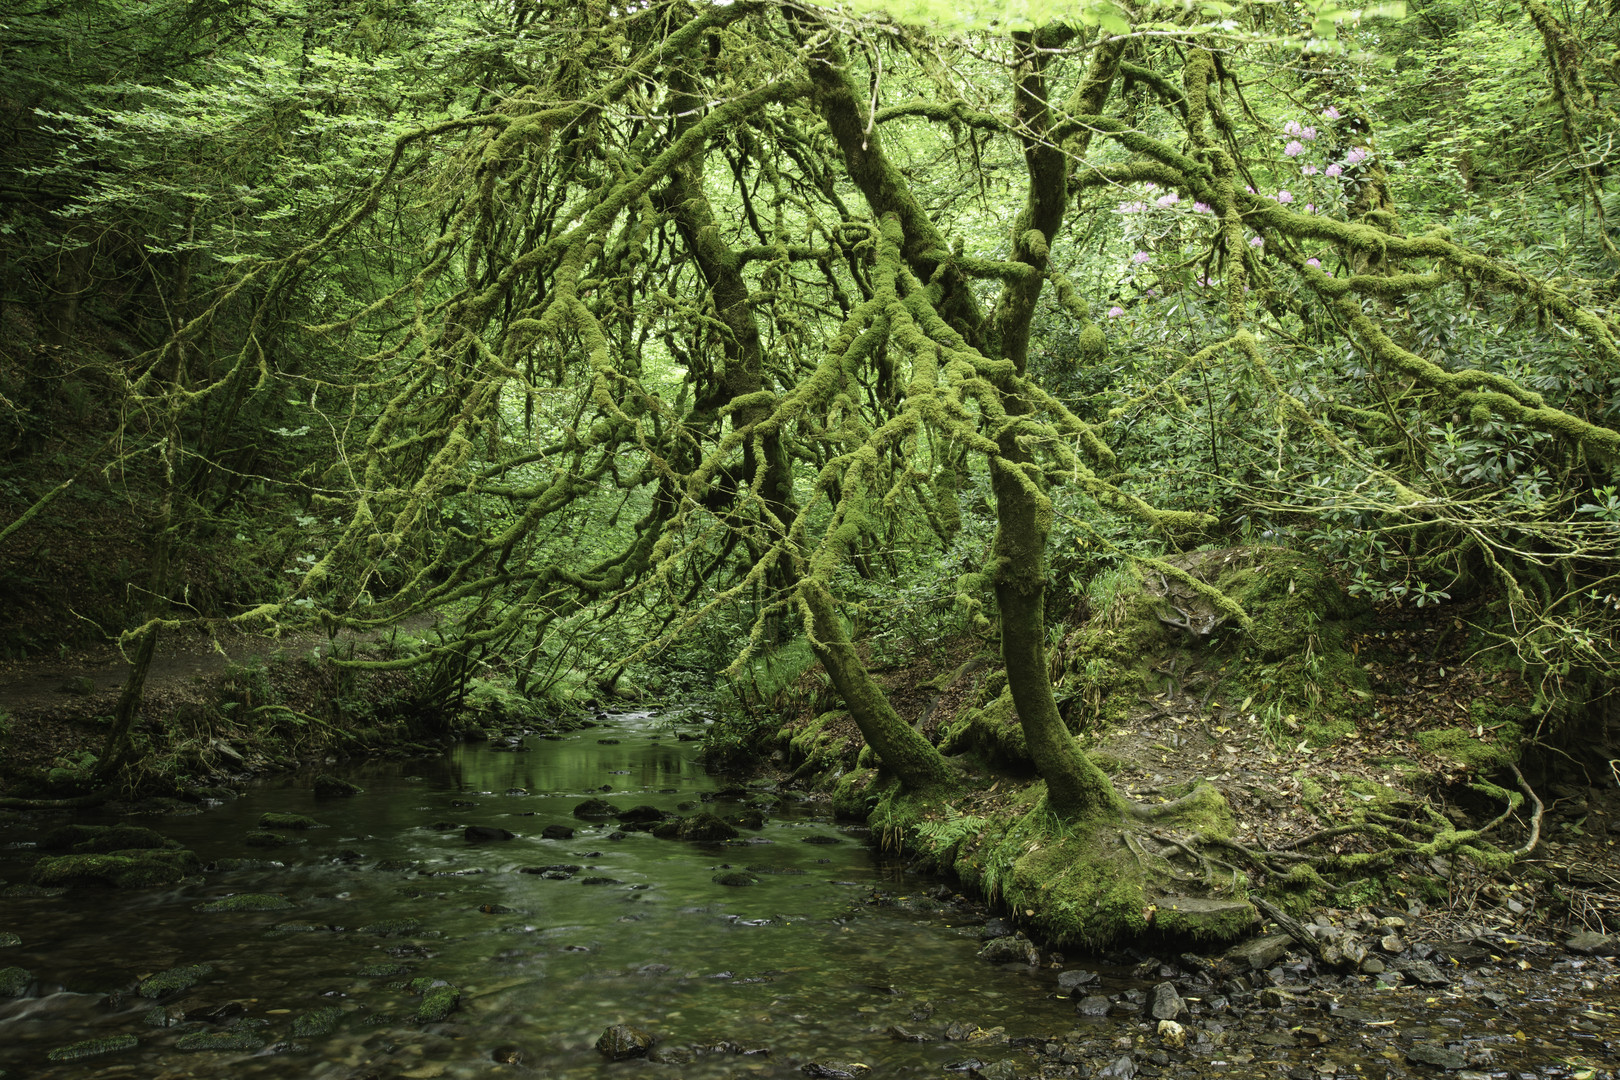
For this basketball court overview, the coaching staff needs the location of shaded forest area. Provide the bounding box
[1,0,1618,942]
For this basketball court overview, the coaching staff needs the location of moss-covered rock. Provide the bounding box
[30,848,200,889]
[195,893,295,913]
[0,932,21,948]
[0,966,32,997]
[414,981,460,1022]
[138,963,215,998]
[712,871,758,886]
[358,919,422,937]
[313,774,363,797]
[40,824,174,853]
[46,1034,138,1062]
[175,1029,265,1052]
[243,831,303,848]
[291,1005,343,1037]
[257,812,323,830]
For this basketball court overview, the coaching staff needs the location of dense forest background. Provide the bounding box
[1,0,1617,824]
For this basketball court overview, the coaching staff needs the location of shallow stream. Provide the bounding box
[1,710,1616,1079]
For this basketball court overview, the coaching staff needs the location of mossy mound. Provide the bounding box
[939,689,1032,770]
[782,711,860,779]
[30,848,200,889]
[195,893,295,913]
[138,963,215,998]
[1415,724,1522,772]
[257,812,323,830]
[46,1034,139,1062]
[40,824,175,853]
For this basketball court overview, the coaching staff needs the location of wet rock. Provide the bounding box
[944,1060,986,1072]
[138,963,214,998]
[45,1035,139,1062]
[979,918,1013,940]
[30,849,199,889]
[596,1023,656,1060]
[575,799,622,822]
[0,966,31,997]
[1295,1026,1329,1047]
[195,893,295,913]
[176,1030,266,1052]
[1097,1055,1136,1079]
[292,1006,342,1037]
[519,864,580,878]
[1149,981,1189,1021]
[1359,956,1386,975]
[1257,987,1298,1007]
[258,812,323,830]
[415,980,461,1022]
[540,825,574,840]
[712,871,758,887]
[464,826,516,842]
[244,831,300,848]
[1057,968,1098,991]
[801,834,842,845]
[802,1064,869,1078]
[492,1045,525,1064]
[617,805,667,824]
[1157,1019,1187,1048]
[1394,958,1450,987]
[1380,933,1406,953]
[679,813,739,842]
[887,1025,934,1042]
[313,774,363,797]
[0,932,17,948]
[579,876,621,885]
[972,1061,1017,1080]
[1477,990,1511,1009]
[357,961,412,977]
[1565,931,1617,955]
[977,934,1039,965]
[728,808,766,829]
[1405,1043,1467,1070]
[1223,933,1293,973]
[1075,995,1111,1017]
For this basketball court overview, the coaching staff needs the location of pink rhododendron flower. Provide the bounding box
[1107,306,1125,318]
[1193,201,1211,213]
[1131,251,1151,264]
[1277,190,1294,203]
[1305,204,1316,213]
[1155,193,1180,208]
[1284,140,1304,157]
[1305,258,1321,268]
[1250,236,1264,248]
[1323,105,1341,119]
[1325,163,1343,177]
[1301,126,1317,141]
[1345,147,1369,165]
[1284,120,1302,136]
[1245,185,1256,194]
[1144,181,1157,190]
[1301,164,1319,176]
[1117,201,1149,214]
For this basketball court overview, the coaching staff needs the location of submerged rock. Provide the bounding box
[0,966,32,997]
[712,871,758,887]
[1405,1043,1467,1070]
[313,774,363,797]
[596,1023,655,1061]
[540,825,574,840]
[976,935,1038,965]
[678,813,738,842]
[138,963,215,998]
[464,825,516,842]
[616,805,668,825]
[257,812,323,830]
[244,831,301,848]
[358,919,422,937]
[195,893,295,913]
[45,1034,139,1062]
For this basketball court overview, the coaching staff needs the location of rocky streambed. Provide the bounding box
[0,711,1615,1080]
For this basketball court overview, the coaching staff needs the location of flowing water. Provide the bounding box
[0,712,1062,1078]
[1,711,1617,1080]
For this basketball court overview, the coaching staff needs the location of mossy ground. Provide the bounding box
[755,544,1587,944]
